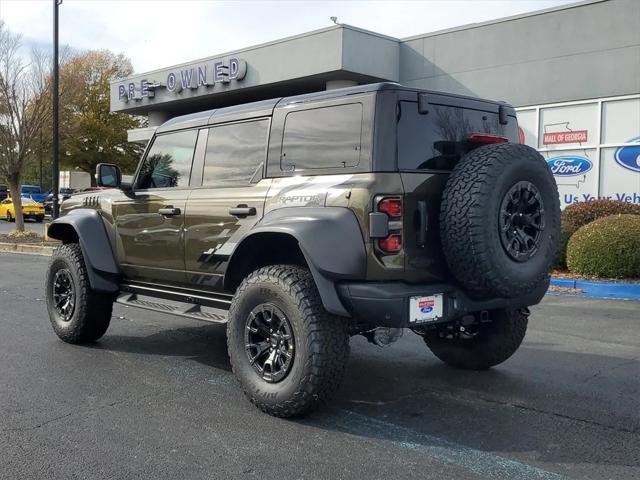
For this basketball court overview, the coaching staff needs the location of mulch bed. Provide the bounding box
[0,234,59,245]
[548,285,584,294]
[552,269,640,284]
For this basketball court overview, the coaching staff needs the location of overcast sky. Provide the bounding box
[1,0,576,73]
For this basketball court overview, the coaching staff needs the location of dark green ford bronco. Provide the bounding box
[46,83,560,417]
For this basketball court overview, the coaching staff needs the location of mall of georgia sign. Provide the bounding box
[118,57,247,102]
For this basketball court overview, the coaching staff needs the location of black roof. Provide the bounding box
[156,82,510,133]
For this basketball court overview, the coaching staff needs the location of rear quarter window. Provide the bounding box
[281,103,363,171]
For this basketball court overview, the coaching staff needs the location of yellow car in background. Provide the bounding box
[0,197,46,223]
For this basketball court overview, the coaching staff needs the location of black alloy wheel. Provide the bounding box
[499,181,545,262]
[244,303,295,383]
[52,268,76,321]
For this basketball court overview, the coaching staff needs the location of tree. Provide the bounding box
[58,50,144,182]
[0,21,51,232]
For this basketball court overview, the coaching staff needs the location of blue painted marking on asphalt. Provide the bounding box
[550,278,640,301]
[331,410,566,480]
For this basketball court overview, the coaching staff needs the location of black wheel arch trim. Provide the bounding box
[47,209,120,293]
[224,207,367,317]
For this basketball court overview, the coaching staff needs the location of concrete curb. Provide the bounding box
[0,242,55,256]
[549,277,640,301]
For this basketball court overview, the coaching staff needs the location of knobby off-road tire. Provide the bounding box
[441,143,560,299]
[227,265,350,417]
[46,243,113,344]
[424,309,528,370]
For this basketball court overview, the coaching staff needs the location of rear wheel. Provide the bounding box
[227,265,350,417]
[422,309,528,370]
[46,243,113,344]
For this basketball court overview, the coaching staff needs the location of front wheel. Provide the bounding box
[422,309,528,370]
[46,243,113,344]
[227,265,350,417]
[6,211,13,222]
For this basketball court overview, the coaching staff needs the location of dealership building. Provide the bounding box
[110,0,640,207]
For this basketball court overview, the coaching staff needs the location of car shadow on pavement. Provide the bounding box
[86,324,639,475]
[89,323,232,372]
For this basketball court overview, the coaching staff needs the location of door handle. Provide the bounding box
[158,207,181,216]
[229,205,256,218]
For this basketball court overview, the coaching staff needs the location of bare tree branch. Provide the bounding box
[0,20,52,232]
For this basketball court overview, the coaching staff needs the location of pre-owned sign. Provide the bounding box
[118,57,247,102]
[543,130,588,145]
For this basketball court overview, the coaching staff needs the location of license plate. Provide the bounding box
[409,294,443,324]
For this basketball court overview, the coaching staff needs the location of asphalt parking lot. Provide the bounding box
[0,217,48,236]
[0,252,638,480]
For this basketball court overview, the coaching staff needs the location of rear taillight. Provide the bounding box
[467,133,509,144]
[377,198,402,218]
[374,196,403,255]
[378,234,402,253]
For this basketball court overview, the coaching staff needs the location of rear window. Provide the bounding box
[397,101,518,171]
[281,103,363,171]
[21,186,41,194]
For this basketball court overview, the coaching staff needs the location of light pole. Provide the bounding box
[52,0,62,219]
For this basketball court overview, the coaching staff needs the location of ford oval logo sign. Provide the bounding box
[420,306,433,314]
[614,137,640,173]
[546,156,593,176]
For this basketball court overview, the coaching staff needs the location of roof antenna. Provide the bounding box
[330,16,339,25]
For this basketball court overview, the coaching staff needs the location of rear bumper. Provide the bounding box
[336,279,548,328]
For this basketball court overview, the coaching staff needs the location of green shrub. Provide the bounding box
[566,214,640,278]
[555,200,640,269]
[553,228,573,269]
[562,199,640,231]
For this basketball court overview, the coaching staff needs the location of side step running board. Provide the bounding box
[116,292,228,324]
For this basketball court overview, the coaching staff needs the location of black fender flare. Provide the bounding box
[47,209,120,293]
[225,207,366,317]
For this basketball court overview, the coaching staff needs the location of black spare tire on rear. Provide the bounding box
[440,143,560,299]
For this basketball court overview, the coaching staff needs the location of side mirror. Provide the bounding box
[96,163,121,188]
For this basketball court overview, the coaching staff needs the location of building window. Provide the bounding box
[137,130,198,189]
[281,103,363,171]
[202,120,269,186]
[517,95,640,209]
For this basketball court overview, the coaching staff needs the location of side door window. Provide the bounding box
[202,119,269,186]
[136,129,198,189]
